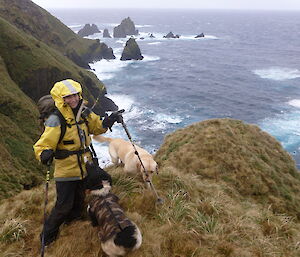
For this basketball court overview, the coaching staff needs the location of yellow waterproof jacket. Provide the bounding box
[33,79,107,181]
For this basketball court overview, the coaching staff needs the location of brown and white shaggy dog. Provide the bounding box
[93,135,158,182]
[86,175,142,257]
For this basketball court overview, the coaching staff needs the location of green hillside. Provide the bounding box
[0,120,300,257]
[156,119,300,219]
[0,0,115,67]
[0,55,42,199]
[0,15,106,102]
[0,0,113,199]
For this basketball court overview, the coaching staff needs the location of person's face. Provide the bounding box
[64,93,80,109]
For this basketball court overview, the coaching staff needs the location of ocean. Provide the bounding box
[49,9,300,168]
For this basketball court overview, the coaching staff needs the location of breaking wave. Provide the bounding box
[253,67,300,81]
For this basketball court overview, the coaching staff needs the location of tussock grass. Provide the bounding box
[1,119,300,256]
[0,218,28,243]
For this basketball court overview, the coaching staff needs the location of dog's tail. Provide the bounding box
[93,135,113,143]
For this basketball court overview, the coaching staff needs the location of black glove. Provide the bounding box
[81,106,92,120]
[102,110,124,130]
[40,149,54,165]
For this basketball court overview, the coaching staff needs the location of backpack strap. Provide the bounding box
[52,109,98,160]
[52,109,68,144]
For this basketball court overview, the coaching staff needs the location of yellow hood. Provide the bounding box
[50,79,83,121]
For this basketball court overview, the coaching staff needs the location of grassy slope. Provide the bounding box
[1,119,300,257]
[0,16,106,199]
[0,0,113,62]
[0,16,105,101]
[0,55,43,199]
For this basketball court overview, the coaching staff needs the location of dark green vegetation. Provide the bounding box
[0,0,115,67]
[0,55,42,199]
[0,0,114,199]
[1,119,300,256]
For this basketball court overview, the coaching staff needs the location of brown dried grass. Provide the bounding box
[1,119,300,256]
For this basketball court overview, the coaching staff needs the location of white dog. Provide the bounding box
[93,135,158,181]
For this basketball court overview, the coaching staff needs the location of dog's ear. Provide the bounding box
[87,205,99,227]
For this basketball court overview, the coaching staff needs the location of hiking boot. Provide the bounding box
[64,216,83,225]
[40,231,57,247]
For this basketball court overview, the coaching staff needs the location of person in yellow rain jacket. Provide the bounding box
[34,79,118,246]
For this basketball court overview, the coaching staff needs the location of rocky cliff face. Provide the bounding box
[120,38,143,61]
[78,23,100,37]
[0,0,115,66]
[113,17,138,38]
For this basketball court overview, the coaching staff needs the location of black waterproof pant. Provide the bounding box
[42,179,85,244]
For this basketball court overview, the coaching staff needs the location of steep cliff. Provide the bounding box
[0,0,115,67]
[0,1,118,199]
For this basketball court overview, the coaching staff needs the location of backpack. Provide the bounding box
[37,95,67,143]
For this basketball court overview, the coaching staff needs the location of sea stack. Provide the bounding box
[195,33,205,38]
[78,24,100,37]
[113,17,139,38]
[103,28,112,38]
[120,38,143,61]
[163,32,180,38]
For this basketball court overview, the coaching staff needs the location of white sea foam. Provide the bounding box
[288,99,300,108]
[90,52,159,80]
[139,112,183,131]
[155,113,182,124]
[136,24,153,28]
[116,39,126,45]
[102,23,119,27]
[85,33,102,40]
[90,59,130,80]
[260,111,300,149]
[113,47,123,55]
[253,67,300,81]
[203,35,219,40]
[106,94,143,121]
[142,55,160,62]
[68,24,83,29]
[147,42,162,45]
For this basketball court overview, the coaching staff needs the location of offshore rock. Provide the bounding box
[163,32,180,38]
[195,33,205,38]
[120,38,143,61]
[113,17,139,38]
[103,28,112,38]
[83,39,115,60]
[78,24,101,37]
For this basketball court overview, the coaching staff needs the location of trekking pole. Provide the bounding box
[41,163,51,257]
[116,111,163,204]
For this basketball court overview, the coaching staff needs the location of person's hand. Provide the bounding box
[81,106,92,119]
[102,110,124,131]
[40,149,54,165]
